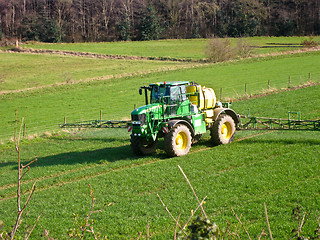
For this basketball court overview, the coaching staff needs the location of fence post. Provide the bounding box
[23,124,26,138]
[100,110,102,121]
[288,76,291,88]
[245,83,247,95]
[309,73,311,81]
[268,80,270,90]
[134,104,136,110]
[220,88,223,100]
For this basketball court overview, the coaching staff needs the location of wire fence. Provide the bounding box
[217,71,320,101]
[1,71,319,142]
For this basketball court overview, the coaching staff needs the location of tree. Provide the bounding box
[0,27,3,40]
[138,5,162,41]
[20,14,60,42]
[216,0,265,37]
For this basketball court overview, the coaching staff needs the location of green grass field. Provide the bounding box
[0,38,320,239]
[0,85,319,239]
[22,36,320,59]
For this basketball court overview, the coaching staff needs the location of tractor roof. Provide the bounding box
[149,81,189,87]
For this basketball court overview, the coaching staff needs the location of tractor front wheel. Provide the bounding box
[131,136,158,156]
[211,114,236,145]
[164,124,192,157]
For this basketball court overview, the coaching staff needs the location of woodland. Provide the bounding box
[0,0,319,43]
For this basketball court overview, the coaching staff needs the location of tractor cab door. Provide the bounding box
[167,85,188,116]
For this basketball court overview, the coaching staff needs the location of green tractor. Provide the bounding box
[127,81,240,157]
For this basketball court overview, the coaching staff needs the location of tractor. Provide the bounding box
[127,81,240,157]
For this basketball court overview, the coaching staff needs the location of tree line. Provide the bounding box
[0,0,319,43]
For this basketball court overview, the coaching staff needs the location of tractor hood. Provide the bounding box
[130,103,164,128]
[131,103,162,115]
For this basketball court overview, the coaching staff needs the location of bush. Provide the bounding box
[235,38,253,58]
[301,36,319,48]
[206,38,253,62]
[206,38,234,62]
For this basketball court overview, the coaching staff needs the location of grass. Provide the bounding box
[1,51,319,141]
[0,38,319,238]
[0,52,194,91]
[21,36,320,59]
[0,85,319,239]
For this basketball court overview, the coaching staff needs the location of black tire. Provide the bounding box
[164,124,192,157]
[131,136,158,156]
[210,114,236,145]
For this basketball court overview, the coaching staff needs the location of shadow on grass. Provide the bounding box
[1,136,134,168]
[235,137,320,145]
[29,137,170,168]
[34,145,133,167]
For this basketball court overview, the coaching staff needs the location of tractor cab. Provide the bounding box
[149,81,188,104]
[149,82,190,116]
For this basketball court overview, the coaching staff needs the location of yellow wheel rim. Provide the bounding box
[221,122,232,140]
[176,132,188,150]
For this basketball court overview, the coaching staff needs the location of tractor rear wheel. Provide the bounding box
[211,114,236,145]
[131,136,158,155]
[164,124,192,157]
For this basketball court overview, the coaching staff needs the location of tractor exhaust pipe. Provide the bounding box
[139,86,150,105]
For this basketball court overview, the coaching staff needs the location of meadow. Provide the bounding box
[22,36,320,59]
[0,37,320,239]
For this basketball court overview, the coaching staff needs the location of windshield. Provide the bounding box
[150,84,187,103]
[151,86,169,103]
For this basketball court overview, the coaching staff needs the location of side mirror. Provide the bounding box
[139,88,142,95]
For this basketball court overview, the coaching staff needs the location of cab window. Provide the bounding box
[151,86,168,103]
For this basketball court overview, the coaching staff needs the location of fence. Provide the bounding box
[217,72,319,101]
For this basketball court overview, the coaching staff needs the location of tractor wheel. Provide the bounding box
[131,136,158,156]
[210,114,236,145]
[164,124,192,157]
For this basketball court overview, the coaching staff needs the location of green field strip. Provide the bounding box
[22,37,320,59]
[1,130,317,203]
[0,131,269,200]
[0,52,195,92]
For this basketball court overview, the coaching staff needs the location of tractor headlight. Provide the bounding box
[131,113,146,126]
